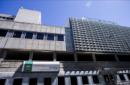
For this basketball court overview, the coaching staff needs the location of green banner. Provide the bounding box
[24,61,33,72]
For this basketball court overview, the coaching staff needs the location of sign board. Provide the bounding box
[23,61,32,72]
[22,61,60,72]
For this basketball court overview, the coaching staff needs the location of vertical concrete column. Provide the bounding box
[32,33,37,39]
[21,32,26,38]
[124,74,129,81]
[88,75,94,85]
[115,54,119,62]
[3,50,7,58]
[65,76,71,85]
[74,53,77,62]
[116,74,121,83]
[5,78,13,85]
[22,77,29,85]
[6,31,13,37]
[92,53,96,62]
[54,34,57,41]
[77,76,83,85]
[29,51,33,60]
[37,77,44,85]
[98,75,106,85]
[53,52,56,61]
[52,77,58,85]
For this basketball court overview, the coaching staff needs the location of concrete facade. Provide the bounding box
[0,8,130,85]
[15,8,41,24]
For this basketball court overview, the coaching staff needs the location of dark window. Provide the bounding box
[0,29,7,37]
[13,31,22,38]
[56,53,74,61]
[25,32,33,39]
[5,51,29,60]
[44,78,51,85]
[58,77,65,85]
[47,34,54,40]
[93,75,99,84]
[77,54,93,61]
[96,54,116,61]
[37,33,44,40]
[29,78,37,85]
[82,76,88,84]
[119,74,125,81]
[13,78,22,85]
[0,79,6,85]
[127,74,130,80]
[71,76,77,85]
[57,34,64,41]
[118,55,130,61]
[33,52,53,61]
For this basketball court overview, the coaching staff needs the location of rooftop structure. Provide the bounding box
[15,8,42,24]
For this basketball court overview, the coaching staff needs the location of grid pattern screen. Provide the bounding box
[70,18,130,53]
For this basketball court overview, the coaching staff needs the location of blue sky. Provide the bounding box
[0,0,130,27]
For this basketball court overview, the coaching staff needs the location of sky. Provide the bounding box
[0,0,130,27]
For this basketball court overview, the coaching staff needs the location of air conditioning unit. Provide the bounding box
[22,61,60,72]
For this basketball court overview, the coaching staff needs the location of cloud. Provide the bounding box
[85,0,92,8]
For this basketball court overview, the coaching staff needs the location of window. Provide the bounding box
[127,74,130,80]
[96,54,116,61]
[0,79,6,85]
[5,51,29,60]
[118,55,130,61]
[13,78,22,85]
[13,31,22,38]
[44,78,51,85]
[82,76,89,84]
[77,54,93,61]
[0,29,7,37]
[58,77,65,85]
[56,53,74,61]
[33,52,53,61]
[47,34,54,40]
[92,75,99,84]
[57,34,64,41]
[29,78,37,85]
[119,74,125,81]
[25,32,33,39]
[71,76,77,85]
[37,33,44,40]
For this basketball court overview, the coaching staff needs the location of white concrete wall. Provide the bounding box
[0,20,14,29]
[0,20,65,35]
[0,37,66,51]
[15,8,41,24]
[0,19,66,51]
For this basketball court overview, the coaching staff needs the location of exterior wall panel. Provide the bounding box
[0,21,65,34]
[4,38,14,48]
[19,39,26,49]
[0,37,7,48]
[32,40,39,50]
[38,40,45,50]
[43,40,50,50]
[41,26,47,33]
[70,18,130,53]
[49,41,56,51]
[0,21,13,29]
[26,39,33,50]
[0,20,66,51]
